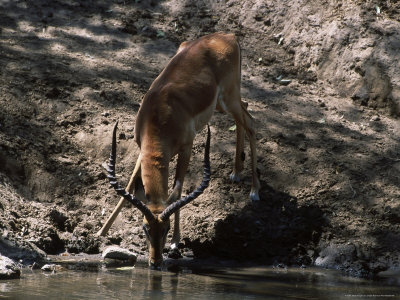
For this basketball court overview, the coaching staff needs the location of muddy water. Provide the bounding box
[0,266,399,299]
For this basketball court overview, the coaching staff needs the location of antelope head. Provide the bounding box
[105,122,211,269]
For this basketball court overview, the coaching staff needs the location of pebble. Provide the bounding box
[298,141,307,151]
[370,115,380,122]
[41,264,62,272]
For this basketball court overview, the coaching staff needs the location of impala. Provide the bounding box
[98,32,260,269]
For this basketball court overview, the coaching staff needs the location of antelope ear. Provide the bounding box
[134,176,146,203]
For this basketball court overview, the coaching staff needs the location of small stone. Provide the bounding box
[275,263,287,269]
[370,115,380,122]
[102,246,137,262]
[298,141,307,151]
[278,79,292,86]
[41,264,62,272]
[183,250,194,258]
[168,247,182,259]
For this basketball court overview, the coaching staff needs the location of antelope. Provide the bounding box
[98,32,260,269]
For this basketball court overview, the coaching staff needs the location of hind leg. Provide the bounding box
[227,96,260,201]
[230,120,245,183]
[245,114,261,201]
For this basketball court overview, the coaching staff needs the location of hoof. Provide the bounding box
[250,191,260,201]
[230,173,240,183]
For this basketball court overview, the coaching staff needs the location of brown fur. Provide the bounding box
[103,32,260,267]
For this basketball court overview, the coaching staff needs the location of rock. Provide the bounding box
[0,255,20,280]
[183,249,194,258]
[168,247,182,259]
[370,115,380,122]
[41,264,54,271]
[298,141,307,151]
[0,237,46,265]
[102,246,137,263]
[315,243,356,268]
[41,264,62,272]
[314,243,387,277]
[368,261,388,275]
[273,263,288,269]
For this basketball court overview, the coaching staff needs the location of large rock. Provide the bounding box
[315,243,388,278]
[102,246,137,263]
[0,237,46,265]
[0,255,20,280]
[315,243,357,268]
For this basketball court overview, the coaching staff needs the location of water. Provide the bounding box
[0,265,399,299]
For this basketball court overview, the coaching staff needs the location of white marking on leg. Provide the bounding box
[230,173,241,183]
[250,190,260,201]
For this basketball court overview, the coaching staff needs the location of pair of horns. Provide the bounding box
[106,122,211,222]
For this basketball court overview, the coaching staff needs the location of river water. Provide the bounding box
[0,265,399,299]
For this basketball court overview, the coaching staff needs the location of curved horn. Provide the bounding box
[160,125,211,221]
[106,122,156,223]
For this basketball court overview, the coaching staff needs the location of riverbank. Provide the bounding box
[0,0,399,278]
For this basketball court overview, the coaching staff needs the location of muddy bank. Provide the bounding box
[0,0,399,278]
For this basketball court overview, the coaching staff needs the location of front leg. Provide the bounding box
[167,210,182,259]
[171,210,180,250]
[167,180,182,252]
[167,144,192,258]
[166,181,183,259]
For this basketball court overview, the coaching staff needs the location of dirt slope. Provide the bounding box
[0,0,399,277]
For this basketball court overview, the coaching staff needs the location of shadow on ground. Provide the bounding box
[186,182,327,266]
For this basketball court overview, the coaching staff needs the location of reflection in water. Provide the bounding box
[0,266,399,299]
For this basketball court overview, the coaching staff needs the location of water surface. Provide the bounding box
[0,265,399,299]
